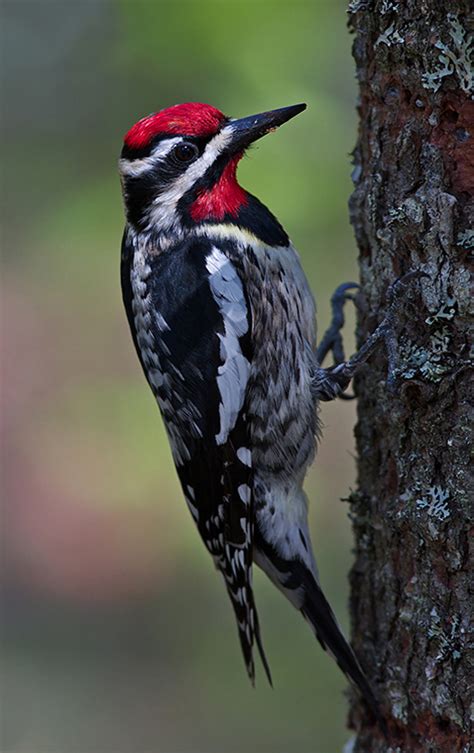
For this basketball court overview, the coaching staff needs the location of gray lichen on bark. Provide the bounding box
[346,1,472,751]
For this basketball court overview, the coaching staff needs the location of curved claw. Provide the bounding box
[317,282,360,366]
[331,282,360,300]
[387,270,429,305]
[315,269,429,402]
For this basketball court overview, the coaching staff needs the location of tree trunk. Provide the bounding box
[346,2,473,751]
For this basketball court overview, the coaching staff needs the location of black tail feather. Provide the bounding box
[254,531,386,735]
[254,605,273,687]
[302,577,387,737]
[226,582,273,687]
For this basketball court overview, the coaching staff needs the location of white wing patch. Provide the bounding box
[237,447,252,467]
[238,483,251,505]
[205,247,250,445]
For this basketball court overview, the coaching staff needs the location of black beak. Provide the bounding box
[227,103,306,152]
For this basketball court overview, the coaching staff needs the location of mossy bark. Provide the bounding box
[347,2,472,751]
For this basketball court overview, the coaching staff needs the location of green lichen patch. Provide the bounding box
[456,229,474,250]
[421,14,474,96]
[399,337,454,383]
[386,681,408,723]
[375,21,404,48]
[425,298,458,326]
[399,484,452,534]
[415,486,450,521]
[428,326,452,354]
[347,0,373,13]
[387,197,424,227]
[398,296,458,383]
[380,0,399,14]
[427,608,461,670]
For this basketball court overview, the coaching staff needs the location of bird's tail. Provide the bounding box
[223,577,272,687]
[217,549,272,688]
[301,575,385,732]
[254,532,386,733]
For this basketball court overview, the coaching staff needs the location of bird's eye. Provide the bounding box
[173,142,199,163]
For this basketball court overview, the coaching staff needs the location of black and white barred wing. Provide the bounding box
[122,234,270,683]
[178,402,270,685]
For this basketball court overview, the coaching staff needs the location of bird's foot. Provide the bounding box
[316,282,359,366]
[313,271,428,402]
[315,281,359,400]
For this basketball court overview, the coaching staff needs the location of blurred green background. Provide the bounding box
[2,1,361,751]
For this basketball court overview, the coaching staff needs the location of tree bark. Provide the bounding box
[346,2,473,751]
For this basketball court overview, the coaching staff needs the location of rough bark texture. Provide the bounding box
[346,2,473,752]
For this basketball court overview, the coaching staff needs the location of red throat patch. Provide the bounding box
[190,156,248,222]
[124,103,226,148]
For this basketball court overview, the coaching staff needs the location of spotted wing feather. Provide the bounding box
[121,232,270,683]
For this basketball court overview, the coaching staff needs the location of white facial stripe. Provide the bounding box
[176,124,234,193]
[119,137,184,177]
[145,125,234,231]
[150,137,184,159]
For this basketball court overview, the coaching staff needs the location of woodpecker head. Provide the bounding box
[119,102,306,234]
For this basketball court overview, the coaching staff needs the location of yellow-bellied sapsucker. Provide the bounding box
[119,102,414,728]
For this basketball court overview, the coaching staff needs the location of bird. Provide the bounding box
[118,101,385,722]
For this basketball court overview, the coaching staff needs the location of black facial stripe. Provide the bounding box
[122,171,159,229]
[121,142,154,161]
[177,149,234,216]
[121,133,217,229]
